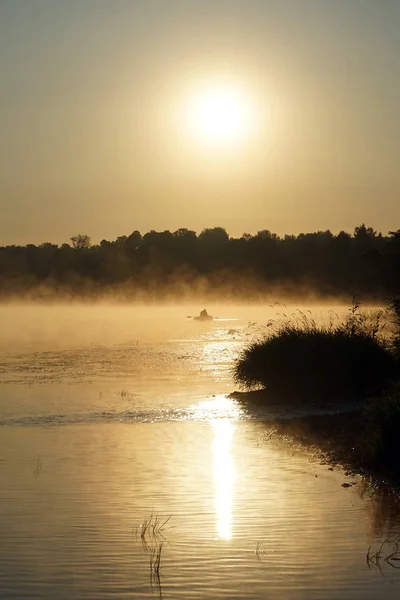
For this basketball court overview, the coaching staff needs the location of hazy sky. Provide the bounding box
[1,0,399,245]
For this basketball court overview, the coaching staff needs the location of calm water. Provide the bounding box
[1,304,400,599]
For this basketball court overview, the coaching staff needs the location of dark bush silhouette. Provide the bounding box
[233,307,398,402]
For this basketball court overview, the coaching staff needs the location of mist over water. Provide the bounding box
[1,303,399,599]
[0,303,351,422]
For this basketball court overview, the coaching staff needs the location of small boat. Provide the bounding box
[188,309,215,321]
[193,314,214,321]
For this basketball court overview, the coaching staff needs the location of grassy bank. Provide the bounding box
[233,299,400,483]
[234,301,398,403]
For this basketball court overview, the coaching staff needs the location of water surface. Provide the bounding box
[1,305,399,599]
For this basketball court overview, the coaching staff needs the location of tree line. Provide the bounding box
[0,225,399,300]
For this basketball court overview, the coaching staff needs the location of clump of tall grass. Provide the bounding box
[387,297,400,359]
[367,535,400,572]
[140,513,171,541]
[234,300,398,403]
[136,513,171,551]
[134,514,170,599]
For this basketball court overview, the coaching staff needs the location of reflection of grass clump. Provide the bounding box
[234,301,398,403]
[360,386,400,468]
[149,541,163,592]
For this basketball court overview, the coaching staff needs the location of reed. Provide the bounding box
[367,535,400,572]
[33,457,42,477]
[140,513,171,541]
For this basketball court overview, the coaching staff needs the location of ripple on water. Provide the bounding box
[0,306,399,599]
[1,421,400,599]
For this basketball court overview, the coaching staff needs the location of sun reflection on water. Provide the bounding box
[211,419,235,540]
[188,395,244,421]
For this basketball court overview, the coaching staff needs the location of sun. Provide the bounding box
[184,84,254,147]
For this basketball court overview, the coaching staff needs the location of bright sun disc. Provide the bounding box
[185,85,253,147]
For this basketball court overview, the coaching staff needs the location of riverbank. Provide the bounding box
[231,300,400,489]
[230,387,400,489]
[270,408,400,491]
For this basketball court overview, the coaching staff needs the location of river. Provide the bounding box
[0,304,399,599]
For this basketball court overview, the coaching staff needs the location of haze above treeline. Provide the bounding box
[0,225,399,302]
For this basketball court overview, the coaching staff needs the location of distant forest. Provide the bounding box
[1,225,399,301]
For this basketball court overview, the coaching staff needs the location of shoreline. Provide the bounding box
[272,411,400,492]
[230,390,400,493]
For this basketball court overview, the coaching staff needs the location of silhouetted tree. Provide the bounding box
[70,234,91,250]
[199,227,229,245]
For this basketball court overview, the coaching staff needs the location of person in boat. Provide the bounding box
[200,309,208,318]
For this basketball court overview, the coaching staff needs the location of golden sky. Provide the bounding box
[0,0,399,244]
